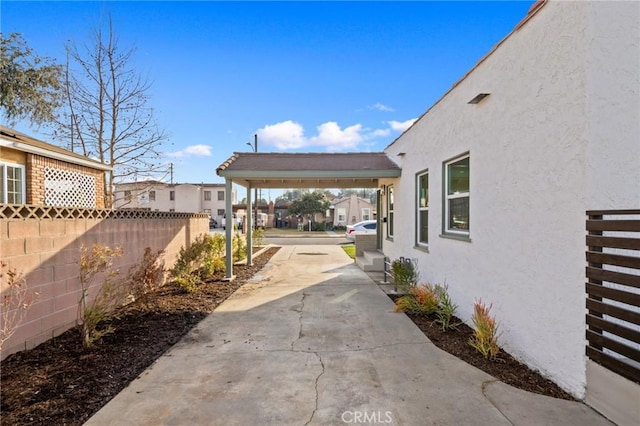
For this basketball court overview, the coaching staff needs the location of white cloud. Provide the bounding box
[258,120,306,149]
[167,144,213,158]
[368,102,395,112]
[257,117,416,151]
[310,122,363,150]
[388,118,417,133]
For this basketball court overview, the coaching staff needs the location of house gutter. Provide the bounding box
[0,140,113,171]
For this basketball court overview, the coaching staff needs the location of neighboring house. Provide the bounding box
[330,194,375,227]
[0,125,111,208]
[378,0,638,422]
[113,181,236,222]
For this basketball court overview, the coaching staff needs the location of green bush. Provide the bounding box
[392,257,419,292]
[170,233,228,292]
[232,232,246,262]
[252,227,265,247]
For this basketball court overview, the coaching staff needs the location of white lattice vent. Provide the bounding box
[45,167,96,208]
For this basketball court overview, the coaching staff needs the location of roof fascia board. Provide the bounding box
[1,139,113,171]
[218,169,401,179]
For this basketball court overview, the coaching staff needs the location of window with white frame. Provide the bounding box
[124,190,132,202]
[204,190,211,201]
[217,209,225,216]
[444,154,470,235]
[169,190,175,201]
[417,171,429,245]
[362,208,371,221]
[218,190,224,201]
[0,162,26,204]
[387,185,394,238]
[337,208,346,223]
[149,190,156,201]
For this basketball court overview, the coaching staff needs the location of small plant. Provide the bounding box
[128,247,166,304]
[233,232,246,262]
[391,257,419,292]
[394,284,439,316]
[433,284,460,330]
[78,243,128,347]
[469,299,501,360]
[252,227,265,247]
[0,263,37,352]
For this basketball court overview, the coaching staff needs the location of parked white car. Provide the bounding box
[345,220,377,241]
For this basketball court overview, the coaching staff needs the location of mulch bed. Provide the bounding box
[2,248,574,426]
[387,294,574,401]
[0,247,280,426]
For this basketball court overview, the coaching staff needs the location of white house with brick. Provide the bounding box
[378,1,639,424]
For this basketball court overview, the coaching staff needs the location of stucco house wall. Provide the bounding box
[332,194,375,227]
[381,0,639,398]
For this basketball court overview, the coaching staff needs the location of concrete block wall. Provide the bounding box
[354,234,378,257]
[0,213,208,359]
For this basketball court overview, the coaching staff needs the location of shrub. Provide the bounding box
[0,263,37,352]
[432,284,460,330]
[170,233,229,292]
[252,227,265,247]
[391,257,419,292]
[469,299,501,360]
[233,232,246,262]
[394,284,439,316]
[128,247,166,304]
[78,243,129,347]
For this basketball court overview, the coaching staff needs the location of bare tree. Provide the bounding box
[54,18,168,206]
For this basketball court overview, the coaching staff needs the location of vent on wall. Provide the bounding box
[468,93,490,104]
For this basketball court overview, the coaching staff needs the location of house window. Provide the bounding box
[417,170,429,246]
[337,208,346,223]
[169,190,175,201]
[203,208,211,214]
[387,185,394,238]
[218,191,224,201]
[204,190,211,201]
[149,190,156,201]
[444,154,470,235]
[217,209,225,216]
[0,162,26,204]
[362,208,371,221]
[124,190,132,202]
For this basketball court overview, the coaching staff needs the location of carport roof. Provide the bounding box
[216,152,401,188]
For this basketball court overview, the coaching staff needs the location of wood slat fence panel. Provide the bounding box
[586,209,640,384]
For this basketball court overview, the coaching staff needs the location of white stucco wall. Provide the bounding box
[382,0,639,398]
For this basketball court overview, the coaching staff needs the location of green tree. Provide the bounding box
[0,33,63,126]
[287,191,330,218]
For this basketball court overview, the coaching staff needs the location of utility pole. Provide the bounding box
[246,134,258,229]
[170,163,174,185]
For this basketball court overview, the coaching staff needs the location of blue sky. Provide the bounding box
[2,0,533,199]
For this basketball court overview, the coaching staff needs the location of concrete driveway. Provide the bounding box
[86,245,612,426]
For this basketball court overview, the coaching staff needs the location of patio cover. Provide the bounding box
[215,152,401,278]
[216,152,401,189]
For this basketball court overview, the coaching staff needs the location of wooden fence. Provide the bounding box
[586,209,640,384]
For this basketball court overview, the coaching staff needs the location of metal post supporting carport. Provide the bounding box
[246,183,253,266]
[224,178,235,280]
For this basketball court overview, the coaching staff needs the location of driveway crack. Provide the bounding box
[481,380,515,426]
[304,351,325,426]
[291,292,307,351]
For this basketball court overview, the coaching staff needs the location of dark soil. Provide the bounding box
[1,248,572,426]
[0,247,280,426]
[388,295,574,401]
